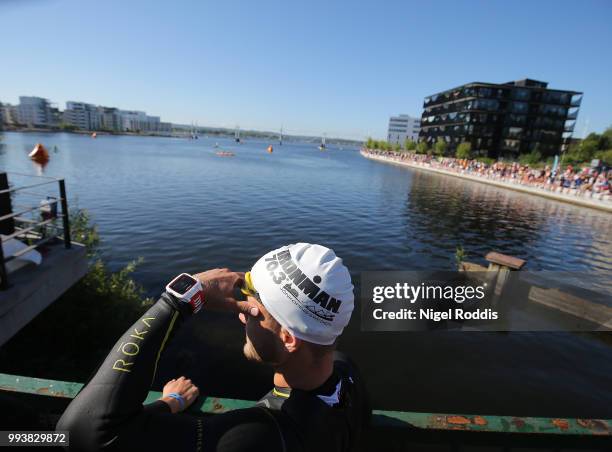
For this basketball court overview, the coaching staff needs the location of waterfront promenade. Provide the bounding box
[361,150,612,213]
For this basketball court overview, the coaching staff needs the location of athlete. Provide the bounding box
[57,243,368,452]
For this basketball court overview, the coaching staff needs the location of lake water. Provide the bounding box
[1,131,611,417]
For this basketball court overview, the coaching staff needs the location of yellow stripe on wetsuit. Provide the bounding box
[151,310,179,385]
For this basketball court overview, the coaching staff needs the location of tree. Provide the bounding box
[404,138,416,151]
[456,142,472,159]
[416,141,429,154]
[59,122,78,132]
[599,126,612,149]
[365,137,374,149]
[393,142,401,152]
[519,148,543,165]
[434,138,447,156]
[594,149,612,165]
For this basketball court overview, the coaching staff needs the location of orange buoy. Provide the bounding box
[267,145,273,153]
[28,143,50,163]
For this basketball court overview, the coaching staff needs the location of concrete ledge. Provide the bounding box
[361,151,612,213]
[0,241,88,345]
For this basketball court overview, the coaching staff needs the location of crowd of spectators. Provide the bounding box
[363,149,612,202]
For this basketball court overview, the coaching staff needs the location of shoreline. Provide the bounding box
[361,150,612,213]
[1,128,174,139]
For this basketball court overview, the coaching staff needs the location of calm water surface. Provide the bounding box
[1,132,611,417]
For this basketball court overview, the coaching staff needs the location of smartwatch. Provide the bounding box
[166,273,205,314]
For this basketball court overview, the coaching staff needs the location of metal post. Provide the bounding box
[0,172,15,235]
[0,172,12,289]
[0,235,7,289]
[58,179,71,249]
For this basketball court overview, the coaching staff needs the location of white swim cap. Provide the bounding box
[249,243,354,345]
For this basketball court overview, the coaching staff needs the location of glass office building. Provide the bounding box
[419,79,582,158]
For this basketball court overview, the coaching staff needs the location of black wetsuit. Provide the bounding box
[56,294,368,452]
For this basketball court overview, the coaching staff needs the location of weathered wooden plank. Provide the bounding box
[485,252,526,270]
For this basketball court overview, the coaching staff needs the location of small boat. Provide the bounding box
[28,143,50,163]
[91,132,97,138]
[235,126,241,143]
[267,145,273,153]
[216,151,235,157]
[319,134,326,150]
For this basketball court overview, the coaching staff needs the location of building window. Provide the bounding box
[510,102,528,113]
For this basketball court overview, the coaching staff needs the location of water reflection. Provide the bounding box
[403,170,612,290]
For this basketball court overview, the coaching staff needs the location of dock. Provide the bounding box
[0,172,88,346]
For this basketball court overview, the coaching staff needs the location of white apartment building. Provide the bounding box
[0,104,18,126]
[387,114,421,145]
[63,102,171,133]
[64,102,101,130]
[17,96,60,127]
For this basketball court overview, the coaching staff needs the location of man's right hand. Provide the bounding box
[194,268,259,317]
[160,376,199,414]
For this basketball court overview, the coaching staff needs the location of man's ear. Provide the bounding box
[280,328,301,353]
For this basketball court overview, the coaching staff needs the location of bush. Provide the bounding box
[59,122,78,132]
[434,138,447,156]
[476,157,495,165]
[456,142,472,159]
[404,139,416,151]
[416,141,429,154]
[519,149,542,165]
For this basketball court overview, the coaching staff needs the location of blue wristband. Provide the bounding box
[166,392,185,410]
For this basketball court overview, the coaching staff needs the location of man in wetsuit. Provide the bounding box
[57,243,368,452]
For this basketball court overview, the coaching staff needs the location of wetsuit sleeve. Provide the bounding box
[56,293,193,451]
[56,295,288,452]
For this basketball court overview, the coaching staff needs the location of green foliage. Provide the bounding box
[594,149,612,165]
[365,137,374,149]
[564,142,594,165]
[563,126,612,165]
[434,138,447,156]
[0,208,153,381]
[519,149,542,165]
[416,141,429,154]
[392,142,401,152]
[404,138,416,150]
[601,126,612,148]
[455,245,465,270]
[70,209,100,257]
[59,122,79,132]
[456,142,472,159]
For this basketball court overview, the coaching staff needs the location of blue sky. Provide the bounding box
[1,0,611,140]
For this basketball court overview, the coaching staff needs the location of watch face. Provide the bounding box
[170,274,198,295]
